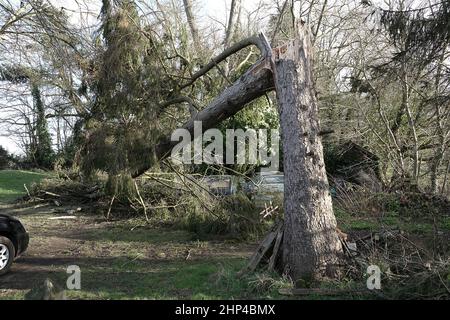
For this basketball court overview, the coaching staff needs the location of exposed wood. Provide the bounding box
[270,0,289,43]
[23,184,31,198]
[238,227,278,276]
[313,0,328,41]
[260,205,279,219]
[268,222,284,271]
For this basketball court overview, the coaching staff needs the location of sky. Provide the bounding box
[0,0,429,154]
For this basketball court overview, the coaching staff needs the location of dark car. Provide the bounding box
[0,214,29,275]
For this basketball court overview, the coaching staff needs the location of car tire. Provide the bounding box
[0,236,15,276]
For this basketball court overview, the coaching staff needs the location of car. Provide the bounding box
[0,214,29,275]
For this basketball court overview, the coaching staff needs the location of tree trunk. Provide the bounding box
[182,0,200,47]
[224,0,242,48]
[133,28,344,285]
[273,23,343,284]
[430,50,447,193]
[223,0,242,77]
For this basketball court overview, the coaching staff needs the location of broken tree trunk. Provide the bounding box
[132,28,343,284]
[272,23,343,284]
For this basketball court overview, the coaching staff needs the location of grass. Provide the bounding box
[0,170,50,203]
[0,202,290,300]
[50,258,258,300]
[335,206,450,235]
[1,175,448,300]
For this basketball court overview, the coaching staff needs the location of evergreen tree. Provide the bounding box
[31,83,54,169]
[0,145,12,169]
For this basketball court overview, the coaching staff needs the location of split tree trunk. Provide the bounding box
[273,24,343,284]
[133,28,343,284]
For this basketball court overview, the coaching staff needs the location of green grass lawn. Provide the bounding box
[0,170,50,203]
[0,204,292,300]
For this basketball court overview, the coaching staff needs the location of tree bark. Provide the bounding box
[273,23,343,284]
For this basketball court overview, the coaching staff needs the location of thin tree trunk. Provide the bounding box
[223,0,242,78]
[273,23,343,284]
[224,0,242,48]
[403,73,420,187]
[182,0,200,47]
[430,49,447,193]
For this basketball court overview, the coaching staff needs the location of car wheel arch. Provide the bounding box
[0,232,18,256]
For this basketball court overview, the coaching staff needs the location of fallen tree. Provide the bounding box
[133,23,344,284]
[132,34,274,178]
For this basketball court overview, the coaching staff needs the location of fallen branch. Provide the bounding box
[134,180,148,222]
[268,222,284,272]
[179,34,270,90]
[132,34,275,178]
[48,216,78,221]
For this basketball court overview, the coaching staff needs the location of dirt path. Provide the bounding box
[0,202,257,300]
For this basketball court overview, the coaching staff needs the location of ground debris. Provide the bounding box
[23,178,102,205]
[48,216,78,220]
[238,220,284,276]
[343,227,450,299]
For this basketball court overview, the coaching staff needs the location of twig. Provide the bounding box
[437,270,450,295]
[43,191,61,198]
[23,184,31,199]
[134,180,148,222]
[106,195,115,221]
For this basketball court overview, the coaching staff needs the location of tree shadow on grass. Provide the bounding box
[62,226,197,244]
[0,255,248,300]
